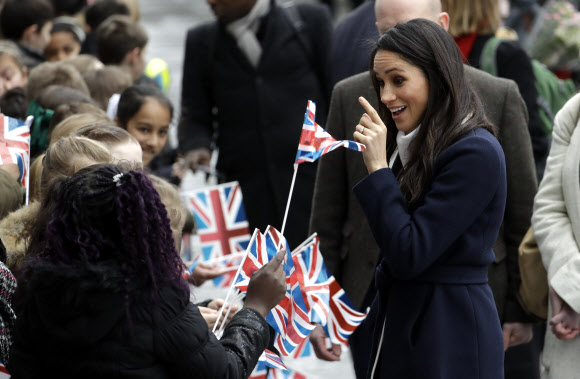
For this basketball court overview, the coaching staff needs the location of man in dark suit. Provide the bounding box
[328,0,378,88]
[178,0,332,248]
[309,0,538,377]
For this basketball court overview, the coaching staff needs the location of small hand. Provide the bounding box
[189,262,228,286]
[502,322,533,350]
[183,148,211,173]
[353,96,389,174]
[244,250,287,318]
[0,163,21,181]
[199,306,219,329]
[309,324,342,361]
[208,298,238,325]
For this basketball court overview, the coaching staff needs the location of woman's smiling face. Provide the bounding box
[373,49,429,135]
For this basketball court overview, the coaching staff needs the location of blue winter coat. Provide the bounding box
[354,128,506,379]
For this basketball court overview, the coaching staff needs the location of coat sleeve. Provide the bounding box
[499,81,538,322]
[308,83,349,280]
[532,94,580,313]
[353,134,503,279]
[177,25,216,154]
[155,304,269,378]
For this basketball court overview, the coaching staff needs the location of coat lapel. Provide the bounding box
[257,4,295,69]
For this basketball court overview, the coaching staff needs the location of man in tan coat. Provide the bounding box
[309,0,538,377]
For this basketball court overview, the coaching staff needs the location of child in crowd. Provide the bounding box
[115,84,170,166]
[0,136,112,275]
[81,0,130,56]
[0,42,29,97]
[9,163,285,377]
[74,124,143,165]
[0,0,55,68]
[45,16,85,62]
[83,66,133,110]
[63,54,104,75]
[49,113,112,145]
[96,15,150,84]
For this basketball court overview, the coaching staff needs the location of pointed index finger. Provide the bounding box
[358,96,382,124]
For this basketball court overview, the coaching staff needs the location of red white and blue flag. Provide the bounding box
[323,278,367,346]
[182,182,251,287]
[249,360,268,379]
[258,349,288,371]
[0,114,30,187]
[234,227,315,357]
[295,100,365,164]
[267,368,307,379]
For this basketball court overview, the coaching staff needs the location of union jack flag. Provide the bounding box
[182,182,251,287]
[290,338,312,359]
[295,100,365,164]
[267,368,307,379]
[292,236,332,325]
[233,226,315,357]
[258,349,287,371]
[249,360,268,379]
[0,114,30,187]
[323,278,367,347]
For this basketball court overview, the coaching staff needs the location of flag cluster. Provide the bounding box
[234,229,367,370]
[294,100,365,165]
[0,114,30,187]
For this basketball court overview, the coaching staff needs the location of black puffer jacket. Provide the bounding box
[8,260,269,378]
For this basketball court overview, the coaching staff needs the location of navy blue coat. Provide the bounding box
[354,128,505,378]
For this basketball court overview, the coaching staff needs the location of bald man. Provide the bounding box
[309,0,537,377]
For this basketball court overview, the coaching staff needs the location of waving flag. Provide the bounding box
[0,114,30,187]
[295,100,365,164]
[323,278,367,346]
[267,369,307,379]
[258,349,287,371]
[234,227,315,357]
[182,182,251,287]
[292,236,332,325]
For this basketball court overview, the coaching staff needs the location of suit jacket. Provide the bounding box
[309,66,537,322]
[179,1,332,248]
[532,93,580,378]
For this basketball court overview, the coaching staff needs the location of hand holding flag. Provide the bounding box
[243,249,287,319]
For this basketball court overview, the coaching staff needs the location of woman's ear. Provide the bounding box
[438,12,450,32]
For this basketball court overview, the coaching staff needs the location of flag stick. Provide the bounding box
[290,233,318,257]
[203,251,245,265]
[213,228,259,334]
[280,164,299,237]
[24,116,33,206]
[217,291,245,339]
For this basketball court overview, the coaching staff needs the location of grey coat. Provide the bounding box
[309,66,537,322]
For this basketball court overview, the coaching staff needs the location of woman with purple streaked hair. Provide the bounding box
[8,163,287,378]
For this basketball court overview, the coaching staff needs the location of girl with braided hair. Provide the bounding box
[9,164,287,378]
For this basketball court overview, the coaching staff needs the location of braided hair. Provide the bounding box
[34,163,188,297]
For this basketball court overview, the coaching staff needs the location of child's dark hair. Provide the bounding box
[96,15,147,65]
[0,0,55,41]
[30,163,188,296]
[116,84,173,128]
[49,0,87,17]
[85,0,130,31]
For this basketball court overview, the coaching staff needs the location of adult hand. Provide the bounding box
[189,262,228,286]
[549,287,580,340]
[309,324,341,361]
[0,163,20,180]
[244,250,287,318]
[183,148,211,172]
[502,322,533,350]
[353,96,389,174]
[199,306,219,329]
[208,298,239,325]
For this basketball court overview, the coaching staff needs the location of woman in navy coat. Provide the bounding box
[352,19,506,378]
